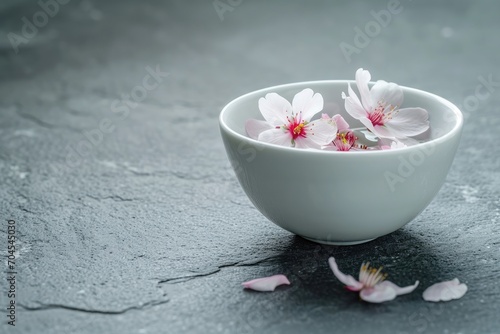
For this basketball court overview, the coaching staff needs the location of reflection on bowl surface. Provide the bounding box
[219,81,463,245]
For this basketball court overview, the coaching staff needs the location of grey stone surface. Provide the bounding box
[0,0,499,333]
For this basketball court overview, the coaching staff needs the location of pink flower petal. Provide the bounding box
[245,119,273,140]
[258,93,292,127]
[385,107,429,138]
[355,68,373,109]
[370,80,404,109]
[422,278,467,302]
[292,88,324,121]
[333,130,357,151]
[332,114,350,132]
[328,257,364,291]
[242,274,290,292]
[360,280,419,303]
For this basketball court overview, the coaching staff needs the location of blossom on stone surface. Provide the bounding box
[422,278,467,302]
[242,274,290,292]
[328,257,419,303]
[245,89,338,149]
[342,68,429,140]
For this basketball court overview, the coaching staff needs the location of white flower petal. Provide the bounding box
[355,68,373,109]
[306,118,338,147]
[370,80,404,108]
[397,136,420,146]
[359,285,397,303]
[390,140,407,150]
[258,128,292,147]
[258,93,292,126]
[344,83,367,120]
[423,278,467,302]
[242,274,290,292]
[360,280,418,303]
[370,125,399,139]
[385,107,429,138]
[292,88,324,121]
[294,136,320,149]
[360,130,379,142]
[381,280,420,295]
[328,257,364,291]
[358,117,384,137]
[245,119,273,140]
[379,138,406,150]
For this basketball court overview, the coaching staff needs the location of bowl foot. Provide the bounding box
[302,236,376,246]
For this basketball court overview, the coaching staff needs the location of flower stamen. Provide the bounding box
[288,118,308,140]
[359,262,387,288]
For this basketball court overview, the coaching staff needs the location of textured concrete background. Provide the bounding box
[0,0,499,333]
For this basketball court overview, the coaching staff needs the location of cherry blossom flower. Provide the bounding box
[245,89,338,149]
[328,257,419,303]
[422,278,467,302]
[242,274,290,292]
[333,131,358,151]
[321,114,357,151]
[342,68,429,140]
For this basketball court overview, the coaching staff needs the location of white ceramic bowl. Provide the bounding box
[219,81,463,245]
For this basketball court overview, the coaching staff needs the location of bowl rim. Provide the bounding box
[219,80,463,155]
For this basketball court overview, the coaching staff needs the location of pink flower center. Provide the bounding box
[368,102,399,127]
[334,131,357,151]
[368,105,385,126]
[287,117,307,140]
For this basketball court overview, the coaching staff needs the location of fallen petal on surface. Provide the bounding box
[242,274,290,292]
[423,278,467,302]
[328,257,364,291]
[359,280,419,303]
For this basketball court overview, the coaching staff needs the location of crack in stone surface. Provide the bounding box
[16,112,57,129]
[85,194,137,202]
[19,298,169,315]
[16,111,81,133]
[123,166,213,182]
[157,257,276,284]
[18,207,37,214]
